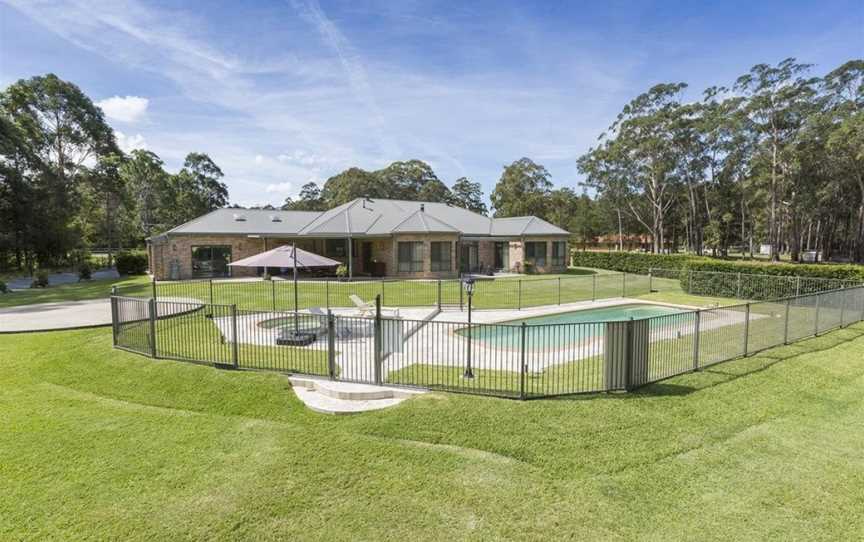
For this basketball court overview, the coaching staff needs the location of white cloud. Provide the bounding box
[254,154,265,164]
[115,131,148,152]
[96,95,149,122]
[265,182,293,194]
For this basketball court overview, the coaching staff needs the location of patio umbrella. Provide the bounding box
[227,245,341,269]
[229,244,341,335]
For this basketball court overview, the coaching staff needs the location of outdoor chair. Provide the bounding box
[348,294,400,318]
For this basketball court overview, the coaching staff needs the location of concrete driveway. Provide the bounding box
[0,299,113,332]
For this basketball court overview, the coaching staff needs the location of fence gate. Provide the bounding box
[112,296,153,355]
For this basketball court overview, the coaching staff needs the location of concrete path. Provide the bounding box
[0,296,203,333]
[0,299,113,332]
[6,268,120,290]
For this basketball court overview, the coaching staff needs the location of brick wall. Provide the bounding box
[150,235,266,280]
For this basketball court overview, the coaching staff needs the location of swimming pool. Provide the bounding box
[458,303,690,349]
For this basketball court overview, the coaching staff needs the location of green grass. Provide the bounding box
[0,275,151,308]
[145,269,647,313]
[3,323,864,540]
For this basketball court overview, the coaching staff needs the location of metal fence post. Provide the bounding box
[327,311,336,379]
[840,287,847,328]
[208,279,214,318]
[437,279,442,310]
[231,304,239,369]
[742,303,751,357]
[692,310,701,372]
[460,282,464,311]
[622,272,627,297]
[151,279,157,301]
[736,272,742,298]
[271,279,276,311]
[519,322,527,400]
[624,317,634,391]
[796,276,801,297]
[687,269,693,294]
[518,279,522,310]
[592,274,596,301]
[814,294,821,336]
[110,296,119,346]
[381,280,386,306]
[648,270,653,293]
[374,295,382,385]
[860,287,864,323]
[148,297,157,358]
[557,277,561,305]
[326,280,330,311]
[783,298,791,344]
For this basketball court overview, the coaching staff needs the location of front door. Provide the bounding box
[362,242,373,274]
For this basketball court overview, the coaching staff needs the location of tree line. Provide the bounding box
[578,58,864,262]
[0,74,229,272]
[3,58,861,273]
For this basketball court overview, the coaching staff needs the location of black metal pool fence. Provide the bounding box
[111,272,864,399]
[115,272,652,312]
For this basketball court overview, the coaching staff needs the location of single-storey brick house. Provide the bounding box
[147,198,570,280]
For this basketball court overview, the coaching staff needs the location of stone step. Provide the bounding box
[292,386,406,415]
[288,376,426,414]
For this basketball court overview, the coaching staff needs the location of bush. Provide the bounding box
[31,271,49,288]
[570,251,697,274]
[682,259,864,281]
[115,250,148,275]
[523,261,535,275]
[0,280,7,294]
[335,265,348,279]
[78,262,92,281]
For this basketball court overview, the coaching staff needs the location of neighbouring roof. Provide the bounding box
[159,198,569,238]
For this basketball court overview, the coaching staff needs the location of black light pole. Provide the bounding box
[293,242,299,335]
[463,278,475,379]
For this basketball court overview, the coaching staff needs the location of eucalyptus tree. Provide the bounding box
[490,157,553,218]
[0,73,117,267]
[734,59,817,260]
[120,149,171,239]
[450,177,487,214]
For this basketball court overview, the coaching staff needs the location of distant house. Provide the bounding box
[147,198,569,280]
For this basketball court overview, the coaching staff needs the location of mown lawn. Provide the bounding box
[0,275,151,308]
[2,323,864,540]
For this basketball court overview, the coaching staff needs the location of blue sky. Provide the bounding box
[1,1,861,207]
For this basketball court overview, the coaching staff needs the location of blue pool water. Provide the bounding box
[458,303,688,348]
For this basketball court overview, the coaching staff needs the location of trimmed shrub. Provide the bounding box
[570,251,697,274]
[31,271,49,288]
[115,250,148,275]
[682,259,864,281]
[78,262,92,281]
[0,280,7,294]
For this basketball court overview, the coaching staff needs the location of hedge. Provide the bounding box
[571,251,864,281]
[570,251,698,274]
[115,250,148,275]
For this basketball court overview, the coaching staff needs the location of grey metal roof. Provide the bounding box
[164,209,322,235]
[161,198,570,237]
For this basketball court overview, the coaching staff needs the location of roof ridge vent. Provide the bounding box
[233,213,247,222]
[270,214,282,222]
[420,203,425,212]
